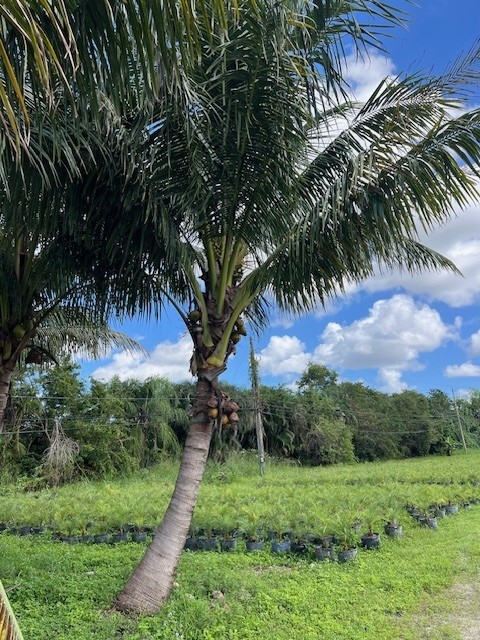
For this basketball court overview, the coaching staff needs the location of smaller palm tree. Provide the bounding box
[0,224,143,428]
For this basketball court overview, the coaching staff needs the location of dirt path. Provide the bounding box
[446,581,480,640]
[414,577,480,640]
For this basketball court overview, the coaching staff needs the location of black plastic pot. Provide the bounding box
[31,526,46,535]
[291,542,308,554]
[361,533,381,549]
[111,532,129,543]
[93,533,110,544]
[197,536,218,551]
[384,523,403,538]
[445,504,459,515]
[131,531,147,543]
[271,540,291,554]
[18,526,32,536]
[220,538,237,552]
[79,534,94,543]
[314,545,335,561]
[184,536,198,551]
[419,516,438,530]
[246,539,264,552]
[338,547,357,563]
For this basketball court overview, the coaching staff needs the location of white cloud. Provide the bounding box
[342,50,396,102]
[314,294,455,370]
[91,334,194,383]
[444,362,480,378]
[377,368,408,394]
[348,201,480,308]
[468,330,480,357]
[260,295,457,393]
[258,335,310,376]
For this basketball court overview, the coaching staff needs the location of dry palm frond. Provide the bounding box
[0,578,24,640]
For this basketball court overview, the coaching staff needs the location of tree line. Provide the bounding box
[2,360,478,485]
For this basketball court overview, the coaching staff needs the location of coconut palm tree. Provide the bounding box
[0,219,144,428]
[3,0,480,615]
[54,2,478,613]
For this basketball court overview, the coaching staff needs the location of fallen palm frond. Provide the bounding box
[0,578,24,640]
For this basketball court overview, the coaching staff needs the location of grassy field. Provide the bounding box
[2,451,480,639]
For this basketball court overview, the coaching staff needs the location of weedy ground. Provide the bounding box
[1,451,480,639]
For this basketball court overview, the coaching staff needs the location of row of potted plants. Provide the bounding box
[1,497,476,557]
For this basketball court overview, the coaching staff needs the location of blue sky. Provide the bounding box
[83,1,480,396]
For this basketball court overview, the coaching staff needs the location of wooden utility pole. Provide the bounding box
[451,388,467,451]
[249,338,265,475]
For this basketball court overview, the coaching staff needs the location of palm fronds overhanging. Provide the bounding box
[0,577,24,640]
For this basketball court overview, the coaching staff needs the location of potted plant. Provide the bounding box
[384,509,403,538]
[361,516,381,550]
[196,526,218,551]
[335,524,358,563]
[184,525,199,551]
[219,529,238,552]
[270,531,291,554]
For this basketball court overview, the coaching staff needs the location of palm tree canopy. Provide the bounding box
[2,1,480,371]
[50,3,479,373]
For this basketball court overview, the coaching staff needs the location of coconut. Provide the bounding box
[231,333,241,344]
[207,396,219,408]
[221,414,229,426]
[12,324,26,340]
[208,407,219,419]
[237,325,247,336]
[228,412,239,423]
[188,310,202,323]
[225,401,239,414]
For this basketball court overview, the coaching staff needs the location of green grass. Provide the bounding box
[1,451,480,639]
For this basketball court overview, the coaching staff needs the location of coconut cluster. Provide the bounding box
[207,394,240,427]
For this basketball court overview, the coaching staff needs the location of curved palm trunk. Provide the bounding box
[0,365,15,432]
[115,377,215,614]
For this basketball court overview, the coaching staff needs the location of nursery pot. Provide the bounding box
[271,540,291,554]
[131,531,147,543]
[433,508,446,518]
[361,533,381,549]
[338,547,357,563]
[93,533,110,544]
[445,504,459,515]
[111,532,129,543]
[197,536,218,551]
[246,539,264,552]
[291,542,308,554]
[419,516,438,530]
[184,536,198,551]
[384,523,403,538]
[220,538,237,552]
[314,545,335,561]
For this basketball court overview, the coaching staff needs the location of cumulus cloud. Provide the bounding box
[259,295,457,393]
[357,204,480,307]
[314,294,455,370]
[258,335,310,376]
[377,368,408,394]
[468,329,480,357]
[342,50,396,102]
[91,334,194,383]
[444,362,480,378]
